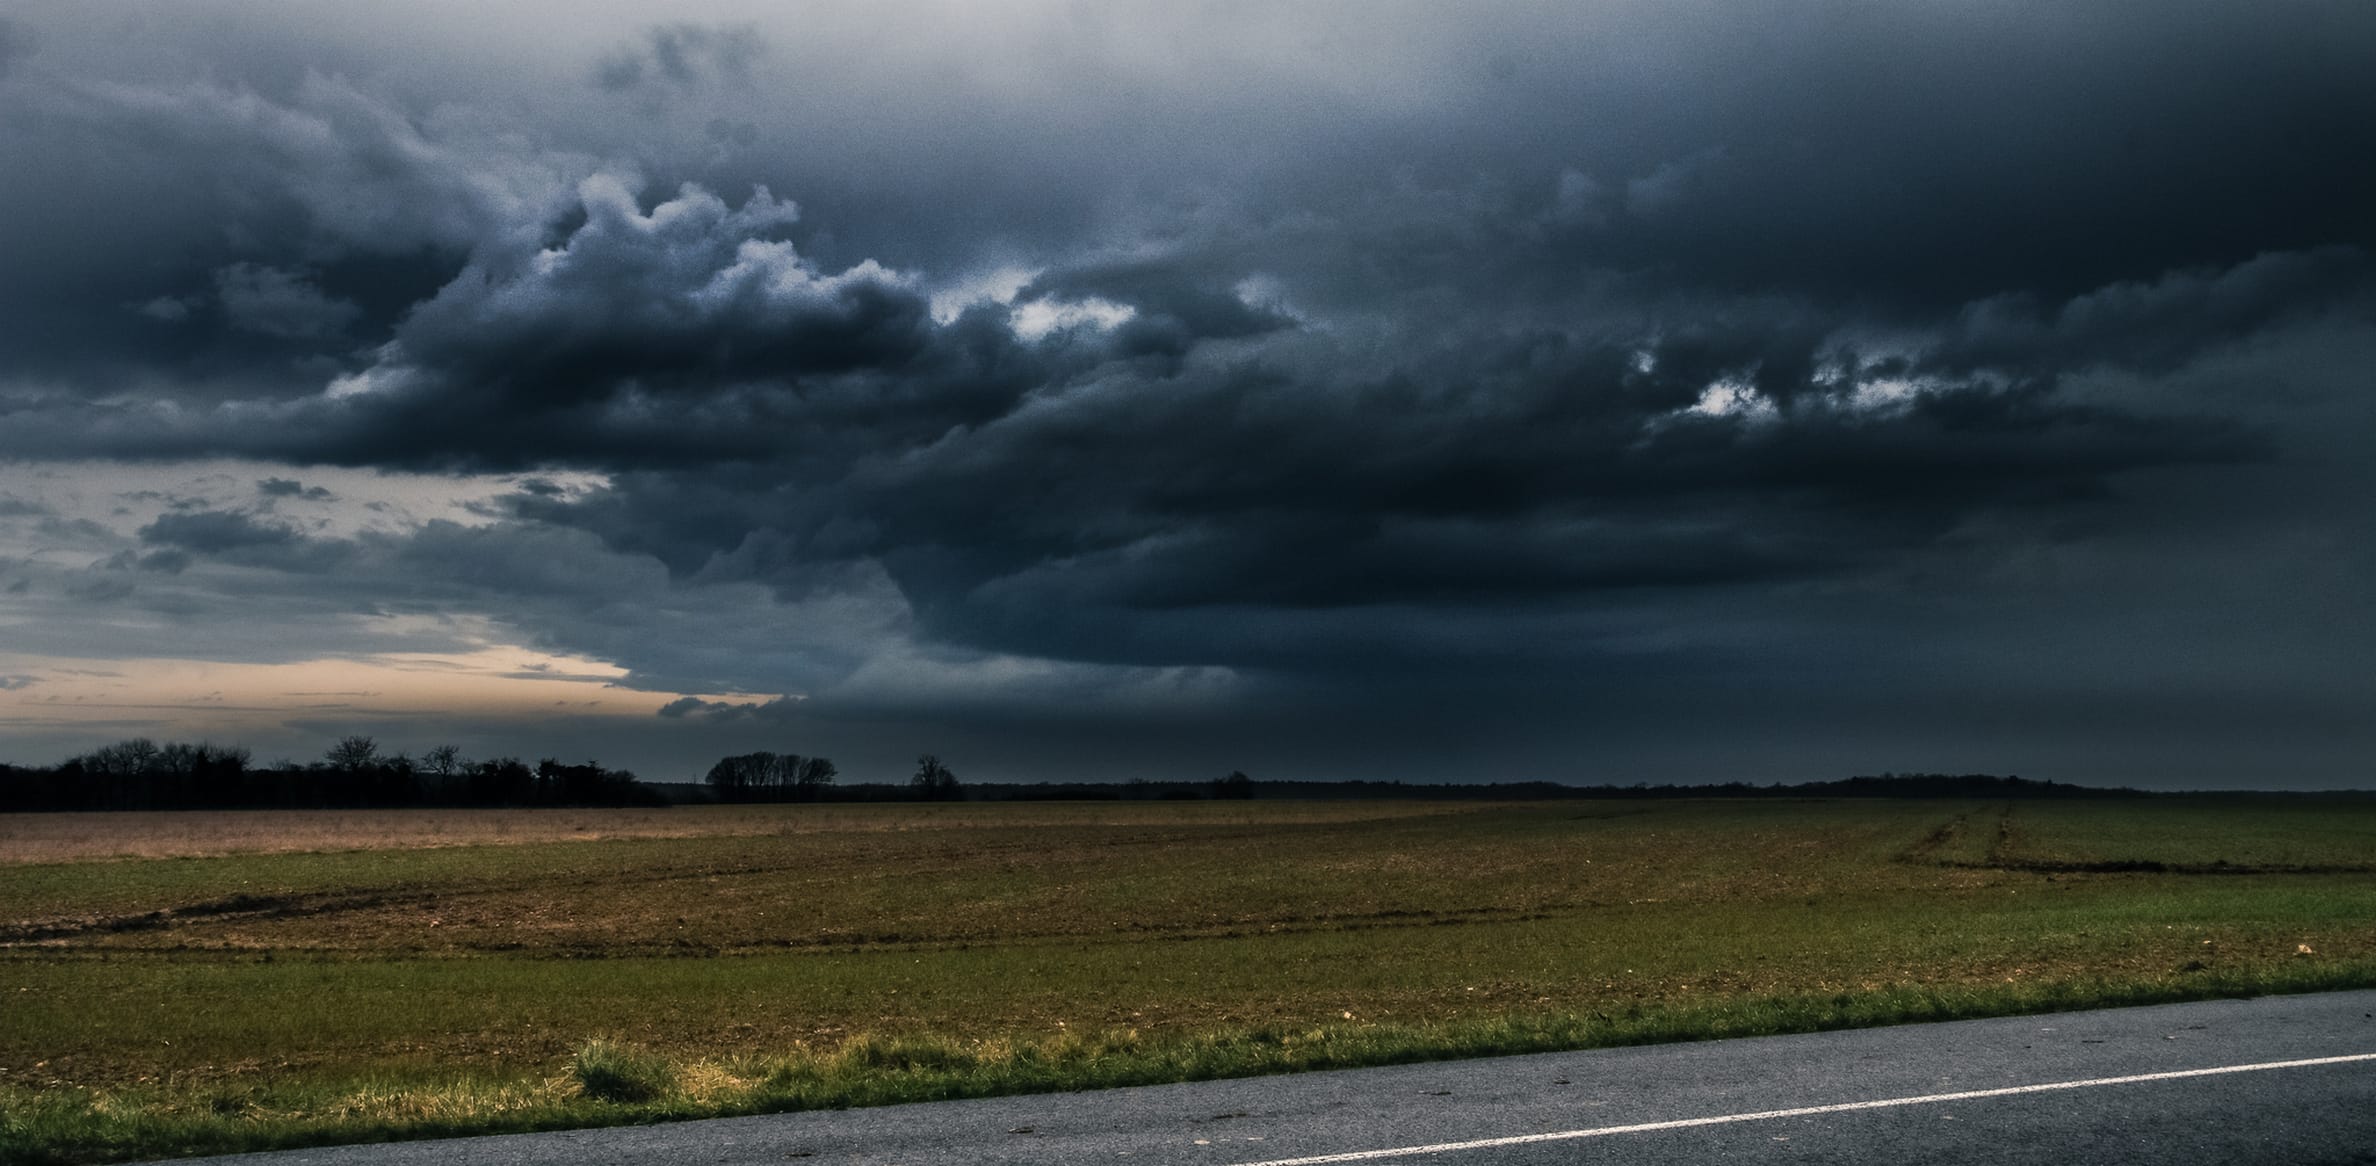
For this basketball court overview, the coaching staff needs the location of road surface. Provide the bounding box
[169,990,2376,1165]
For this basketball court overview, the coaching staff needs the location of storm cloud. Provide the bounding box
[1,1,2372,785]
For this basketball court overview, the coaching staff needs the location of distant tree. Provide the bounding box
[910,754,961,801]
[81,737,161,777]
[705,751,778,801]
[468,757,536,805]
[159,742,252,806]
[794,756,838,800]
[412,745,463,801]
[764,753,804,796]
[704,750,837,802]
[539,758,586,802]
[325,735,380,772]
[65,738,253,808]
[1213,770,1255,800]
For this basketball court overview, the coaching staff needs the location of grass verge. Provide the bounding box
[6,960,2374,1165]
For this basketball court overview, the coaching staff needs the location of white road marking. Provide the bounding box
[1226,1052,2376,1166]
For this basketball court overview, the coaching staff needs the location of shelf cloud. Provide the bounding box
[2,1,2372,785]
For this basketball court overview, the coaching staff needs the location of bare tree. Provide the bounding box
[705,751,775,801]
[705,750,839,802]
[910,754,961,801]
[795,755,838,798]
[80,737,161,777]
[765,753,804,795]
[325,735,380,772]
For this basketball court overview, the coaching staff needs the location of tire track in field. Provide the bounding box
[0,887,447,943]
[1,816,1548,952]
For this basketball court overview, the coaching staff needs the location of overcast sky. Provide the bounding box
[2,1,2372,788]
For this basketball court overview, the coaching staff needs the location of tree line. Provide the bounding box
[703,753,976,803]
[0,735,658,812]
[12,736,2130,814]
[701,751,839,801]
[0,738,1001,812]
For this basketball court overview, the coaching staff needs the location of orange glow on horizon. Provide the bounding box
[0,646,748,740]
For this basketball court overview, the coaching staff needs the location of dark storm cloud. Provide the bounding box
[382,181,922,402]
[581,1,2374,326]
[138,510,301,554]
[256,478,333,501]
[1027,258,1299,362]
[119,506,357,578]
[0,147,2303,677]
[283,180,1077,470]
[12,2,2374,402]
[63,571,137,603]
[422,293,2262,679]
[0,173,1292,472]
[851,375,2262,665]
[0,64,584,394]
[213,264,363,340]
[656,695,802,722]
[33,516,113,547]
[655,696,728,719]
[387,520,671,602]
[6,0,2375,785]
[594,23,764,93]
[127,549,191,575]
[1344,3,2376,312]
[1927,248,2374,376]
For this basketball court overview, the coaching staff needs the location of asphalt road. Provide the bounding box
[170,991,2376,1166]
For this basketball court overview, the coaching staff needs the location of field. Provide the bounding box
[4,797,2375,1163]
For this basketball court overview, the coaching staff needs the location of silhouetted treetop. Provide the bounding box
[910,754,962,801]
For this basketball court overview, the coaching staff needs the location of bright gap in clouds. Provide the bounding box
[1007,296,1137,341]
[0,460,608,541]
[0,460,762,761]
[0,642,727,735]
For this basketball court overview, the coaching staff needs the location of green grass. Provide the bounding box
[1993,798,2376,871]
[569,1040,674,1103]
[7,963,2369,1166]
[4,797,2374,1163]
